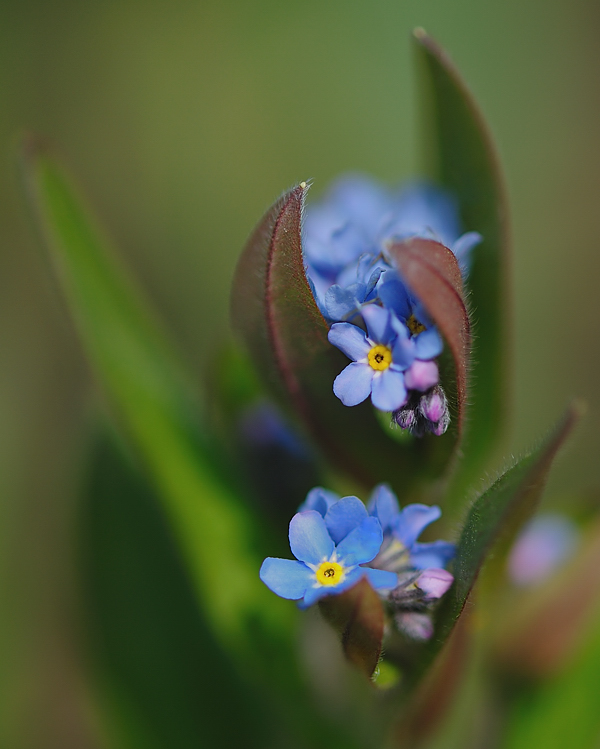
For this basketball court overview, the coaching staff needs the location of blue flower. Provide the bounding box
[302,174,482,314]
[297,486,340,515]
[328,305,414,411]
[368,484,455,571]
[260,501,398,608]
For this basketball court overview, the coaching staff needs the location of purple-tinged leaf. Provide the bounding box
[387,238,470,434]
[231,188,466,495]
[414,29,511,505]
[319,578,384,679]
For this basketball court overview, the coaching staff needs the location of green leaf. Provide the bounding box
[21,136,273,658]
[21,140,363,749]
[414,29,511,506]
[389,404,580,746]
[82,431,270,749]
[231,187,468,497]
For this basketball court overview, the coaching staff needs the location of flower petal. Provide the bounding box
[289,511,334,565]
[361,303,391,343]
[416,568,454,599]
[333,362,373,406]
[298,487,340,516]
[410,540,456,570]
[362,567,399,591]
[394,504,441,548]
[368,483,400,534]
[336,516,383,566]
[451,230,482,276]
[390,329,415,370]
[414,328,443,360]
[324,283,366,322]
[371,368,407,411]
[259,558,313,599]
[328,322,370,361]
[325,496,369,545]
[378,272,411,319]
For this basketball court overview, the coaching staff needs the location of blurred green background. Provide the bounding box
[1,0,599,745]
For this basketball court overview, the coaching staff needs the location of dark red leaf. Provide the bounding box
[387,238,470,434]
[319,578,385,679]
[231,187,469,495]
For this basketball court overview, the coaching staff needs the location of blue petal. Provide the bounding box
[390,329,415,370]
[328,175,392,234]
[259,558,313,599]
[298,487,340,516]
[361,304,392,343]
[305,271,330,319]
[371,369,407,411]
[414,328,443,360]
[325,283,366,322]
[325,496,369,545]
[368,484,400,534]
[289,511,334,565]
[362,567,399,591]
[386,182,460,247]
[333,362,373,406]
[394,504,442,548]
[410,540,456,570]
[328,322,370,361]
[452,231,482,276]
[336,516,383,566]
[378,272,412,319]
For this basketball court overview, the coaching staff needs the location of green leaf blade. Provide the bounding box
[414,29,511,503]
[390,405,580,746]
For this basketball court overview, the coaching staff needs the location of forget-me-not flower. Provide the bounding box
[328,304,415,411]
[302,174,481,430]
[260,499,398,608]
[368,483,455,572]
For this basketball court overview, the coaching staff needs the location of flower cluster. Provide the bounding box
[302,175,481,435]
[260,484,455,640]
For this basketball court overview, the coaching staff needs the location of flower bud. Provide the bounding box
[415,568,454,599]
[404,360,439,391]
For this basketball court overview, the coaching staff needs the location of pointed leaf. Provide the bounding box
[389,404,580,744]
[414,29,511,503]
[232,187,467,496]
[387,237,470,434]
[83,432,270,749]
[319,578,385,679]
[20,140,362,749]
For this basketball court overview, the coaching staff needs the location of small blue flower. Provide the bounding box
[260,503,398,608]
[368,484,455,571]
[297,486,340,516]
[302,174,482,314]
[328,305,414,411]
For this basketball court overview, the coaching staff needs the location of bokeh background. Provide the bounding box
[1,0,599,746]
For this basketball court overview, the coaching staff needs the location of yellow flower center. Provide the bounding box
[315,561,345,586]
[407,314,427,336]
[368,345,392,371]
